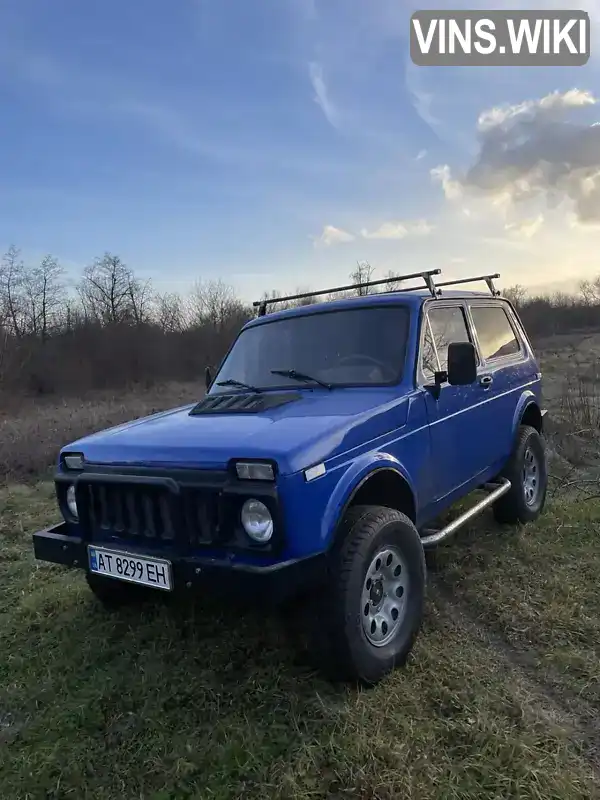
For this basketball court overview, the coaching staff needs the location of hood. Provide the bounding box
[64,388,410,475]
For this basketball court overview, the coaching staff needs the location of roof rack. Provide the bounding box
[434,273,501,296]
[252,270,502,317]
[252,268,442,316]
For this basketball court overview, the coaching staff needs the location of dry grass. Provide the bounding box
[528,335,600,491]
[1,483,599,799]
[0,382,202,483]
[433,496,600,717]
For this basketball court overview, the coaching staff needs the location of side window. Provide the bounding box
[470,305,521,361]
[422,306,472,379]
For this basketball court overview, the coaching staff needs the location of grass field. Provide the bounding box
[1,335,599,798]
[1,484,599,799]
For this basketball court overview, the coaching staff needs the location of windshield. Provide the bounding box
[210,304,410,393]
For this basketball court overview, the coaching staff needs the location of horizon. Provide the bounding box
[1,241,590,308]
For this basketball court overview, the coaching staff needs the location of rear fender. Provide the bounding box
[512,391,541,437]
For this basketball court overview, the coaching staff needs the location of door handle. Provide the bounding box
[479,375,493,388]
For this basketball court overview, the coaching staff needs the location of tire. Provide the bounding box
[492,424,548,525]
[310,505,426,686]
[86,572,153,610]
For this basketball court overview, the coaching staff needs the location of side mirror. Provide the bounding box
[447,342,477,385]
[205,366,212,390]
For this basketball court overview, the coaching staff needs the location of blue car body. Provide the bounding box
[32,286,545,598]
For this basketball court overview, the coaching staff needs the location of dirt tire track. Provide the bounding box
[429,581,600,775]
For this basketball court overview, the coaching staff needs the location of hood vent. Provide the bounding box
[189,391,301,416]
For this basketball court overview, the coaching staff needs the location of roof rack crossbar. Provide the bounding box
[253,268,442,315]
[435,273,501,297]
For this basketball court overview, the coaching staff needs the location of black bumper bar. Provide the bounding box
[32,524,326,603]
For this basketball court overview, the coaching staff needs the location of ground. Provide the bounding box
[0,336,599,799]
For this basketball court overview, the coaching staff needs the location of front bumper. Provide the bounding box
[33,523,327,604]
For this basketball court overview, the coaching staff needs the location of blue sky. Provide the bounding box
[1,0,600,300]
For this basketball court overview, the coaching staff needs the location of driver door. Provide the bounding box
[418,301,489,503]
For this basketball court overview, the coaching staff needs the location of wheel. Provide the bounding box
[85,572,153,610]
[310,505,426,686]
[492,424,548,525]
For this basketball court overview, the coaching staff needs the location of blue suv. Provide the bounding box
[33,269,548,685]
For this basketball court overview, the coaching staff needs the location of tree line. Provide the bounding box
[0,247,598,401]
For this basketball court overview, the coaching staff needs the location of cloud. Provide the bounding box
[360,219,434,240]
[311,225,354,246]
[415,149,427,161]
[308,61,340,129]
[567,212,600,231]
[431,88,600,225]
[477,88,595,132]
[407,84,440,132]
[504,214,544,239]
[313,218,434,245]
[430,165,463,200]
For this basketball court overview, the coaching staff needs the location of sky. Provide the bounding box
[1,0,600,301]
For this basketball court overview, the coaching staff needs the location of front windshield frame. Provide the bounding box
[209,301,411,394]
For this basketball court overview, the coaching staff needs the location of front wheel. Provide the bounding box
[493,424,548,524]
[310,505,426,685]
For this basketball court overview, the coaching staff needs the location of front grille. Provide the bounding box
[78,481,221,548]
[181,487,220,546]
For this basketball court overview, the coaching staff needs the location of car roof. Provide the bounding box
[243,288,502,329]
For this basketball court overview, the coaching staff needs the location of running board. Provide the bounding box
[420,478,512,549]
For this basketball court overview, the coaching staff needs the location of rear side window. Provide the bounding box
[470,305,521,361]
[422,306,472,378]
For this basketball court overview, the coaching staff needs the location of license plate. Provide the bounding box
[87,546,173,591]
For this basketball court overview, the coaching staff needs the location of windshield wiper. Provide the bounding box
[270,369,332,390]
[216,379,263,392]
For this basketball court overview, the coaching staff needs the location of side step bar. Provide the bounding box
[420,478,512,549]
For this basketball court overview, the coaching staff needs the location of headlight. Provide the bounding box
[235,461,274,481]
[66,484,78,520]
[240,499,273,543]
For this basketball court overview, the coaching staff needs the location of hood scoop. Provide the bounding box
[189,391,301,416]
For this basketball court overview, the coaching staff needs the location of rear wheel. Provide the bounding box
[493,424,548,524]
[310,505,426,685]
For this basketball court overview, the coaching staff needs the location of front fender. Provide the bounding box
[319,452,417,549]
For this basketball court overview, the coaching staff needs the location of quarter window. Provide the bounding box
[470,306,521,361]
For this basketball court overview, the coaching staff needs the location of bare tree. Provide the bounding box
[155,291,186,333]
[350,261,375,295]
[126,275,153,325]
[384,270,401,293]
[290,286,317,307]
[503,284,528,309]
[22,255,65,341]
[78,253,148,325]
[0,245,26,338]
[579,276,600,306]
[255,289,291,314]
[189,278,243,329]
